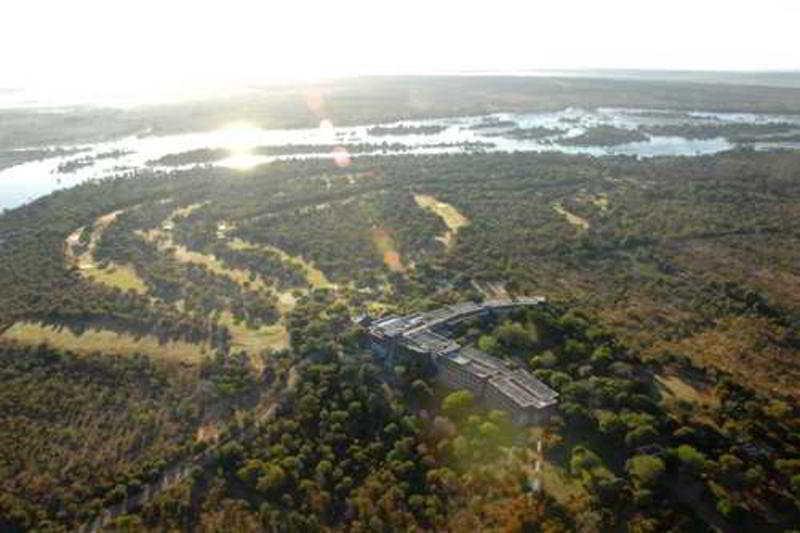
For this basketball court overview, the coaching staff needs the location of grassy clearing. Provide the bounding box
[65,209,149,294]
[656,374,718,408]
[552,203,590,230]
[371,227,405,272]
[2,322,207,365]
[576,193,609,211]
[218,311,290,372]
[169,202,207,220]
[414,194,470,249]
[83,264,149,293]
[228,237,334,289]
[196,422,222,444]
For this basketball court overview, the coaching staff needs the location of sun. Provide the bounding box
[217,122,263,151]
[214,122,267,170]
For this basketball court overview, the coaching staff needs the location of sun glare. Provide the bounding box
[218,153,268,170]
[218,122,263,151]
[213,122,267,170]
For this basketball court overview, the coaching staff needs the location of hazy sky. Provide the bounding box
[2,0,798,94]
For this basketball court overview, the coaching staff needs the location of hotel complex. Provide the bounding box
[364,298,558,425]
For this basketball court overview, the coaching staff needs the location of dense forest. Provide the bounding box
[1,145,800,530]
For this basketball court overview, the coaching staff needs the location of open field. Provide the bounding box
[218,311,289,373]
[219,310,290,353]
[81,263,149,293]
[2,322,207,365]
[371,227,405,272]
[414,194,470,249]
[65,209,149,294]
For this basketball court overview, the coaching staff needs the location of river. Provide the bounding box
[2,107,800,210]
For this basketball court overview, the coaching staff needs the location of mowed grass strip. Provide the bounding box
[414,194,470,248]
[414,194,469,229]
[138,228,270,293]
[65,209,149,294]
[2,322,207,365]
[83,263,149,293]
[228,237,335,289]
[552,202,590,230]
[218,311,290,373]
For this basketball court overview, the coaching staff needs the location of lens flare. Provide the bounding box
[305,89,324,115]
[331,146,351,167]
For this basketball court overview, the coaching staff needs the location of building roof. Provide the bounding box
[368,297,546,339]
[438,346,557,408]
[509,369,559,402]
[441,346,506,378]
[488,373,558,409]
[371,315,421,338]
[405,328,460,354]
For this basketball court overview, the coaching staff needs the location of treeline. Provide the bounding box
[367,124,447,136]
[641,121,798,141]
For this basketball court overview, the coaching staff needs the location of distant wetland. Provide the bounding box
[2,107,800,210]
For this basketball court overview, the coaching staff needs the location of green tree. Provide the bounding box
[478,335,499,354]
[570,445,602,476]
[791,474,800,495]
[495,320,538,350]
[626,455,665,488]
[675,444,706,475]
[256,463,287,494]
[529,350,557,369]
[596,410,626,437]
[442,390,474,420]
[624,425,658,448]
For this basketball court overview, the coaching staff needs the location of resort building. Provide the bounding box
[364,297,558,425]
